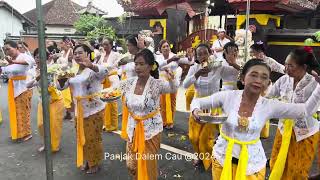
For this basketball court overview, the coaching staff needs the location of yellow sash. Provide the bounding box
[120,72,129,140]
[160,73,175,125]
[164,93,173,124]
[75,93,98,167]
[222,82,237,90]
[220,129,259,180]
[269,119,293,180]
[8,75,27,140]
[129,109,160,180]
[48,86,62,102]
[121,96,129,140]
[0,109,2,124]
[222,82,237,86]
[121,72,127,80]
[102,70,119,132]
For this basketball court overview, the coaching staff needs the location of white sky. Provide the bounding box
[3,0,124,17]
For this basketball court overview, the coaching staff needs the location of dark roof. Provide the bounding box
[23,0,83,26]
[0,1,35,26]
[117,0,199,16]
[118,0,197,12]
[77,2,107,15]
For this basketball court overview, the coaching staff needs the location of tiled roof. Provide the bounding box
[117,0,198,16]
[77,2,106,15]
[23,0,84,26]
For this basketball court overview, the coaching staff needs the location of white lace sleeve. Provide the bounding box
[265,57,285,74]
[220,65,239,81]
[119,79,133,96]
[269,85,320,119]
[156,55,168,68]
[183,65,197,89]
[191,91,227,111]
[109,74,120,89]
[159,78,179,94]
[159,61,179,71]
[178,57,193,65]
[26,68,38,88]
[93,65,109,81]
[267,76,282,98]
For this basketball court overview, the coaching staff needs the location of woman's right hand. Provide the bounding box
[192,109,202,122]
[195,67,210,79]
[5,56,13,64]
[311,70,320,84]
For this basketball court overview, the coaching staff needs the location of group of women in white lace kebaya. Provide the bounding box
[191,48,320,179]
[3,30,320,179]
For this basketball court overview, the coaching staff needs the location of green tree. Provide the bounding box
[74,14,116,41]
[87,25,116,40]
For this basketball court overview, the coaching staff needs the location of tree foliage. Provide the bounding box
[74,14,116,41]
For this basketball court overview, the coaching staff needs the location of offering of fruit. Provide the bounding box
[56,66,78,79]
[47,64,60,74]
[176,51,186,58]
[100,88,121,101]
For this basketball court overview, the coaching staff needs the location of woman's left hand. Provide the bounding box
[165,68,174,80]
[136,36,145,49]
[78,54,92,68]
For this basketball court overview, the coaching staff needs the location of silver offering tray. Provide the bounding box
[100,96,121,102]
[199,114,228,124]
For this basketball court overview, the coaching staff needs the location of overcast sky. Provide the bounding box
[3,0,124,17]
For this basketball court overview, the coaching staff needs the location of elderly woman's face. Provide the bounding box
[196,47,210,64]
[243,65,271,95]
[285,55,306,78]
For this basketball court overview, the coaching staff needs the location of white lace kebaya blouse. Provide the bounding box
[95,51,121,69]
[57,65,108,118]
[191,87,320,175]
[262,56,285,74]
[1,53,35,97]
[267,73,319,141]
[119,76,179,142]
[183,63,238,97]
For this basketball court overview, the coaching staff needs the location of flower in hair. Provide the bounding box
[304,38,314,46]
[152,63,157,71]
[304,46,313,53]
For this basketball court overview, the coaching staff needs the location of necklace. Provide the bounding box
[238,116,249,132]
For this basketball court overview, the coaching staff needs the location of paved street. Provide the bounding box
[0,82,319,180]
